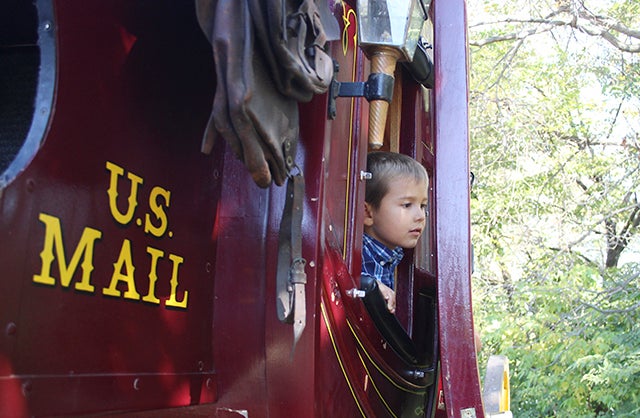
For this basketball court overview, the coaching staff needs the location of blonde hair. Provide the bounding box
[365,151,428,209]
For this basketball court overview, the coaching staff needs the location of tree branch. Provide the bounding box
[470,7,640,53]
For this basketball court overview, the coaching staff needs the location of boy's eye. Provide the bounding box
[402,202,412,208]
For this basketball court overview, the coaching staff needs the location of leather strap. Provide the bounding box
[276,170,306,355]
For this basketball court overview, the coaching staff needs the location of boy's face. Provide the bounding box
[364,176,428,249]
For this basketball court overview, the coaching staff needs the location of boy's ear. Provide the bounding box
[364,202,374,227]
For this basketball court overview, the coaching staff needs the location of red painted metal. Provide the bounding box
[0,0,485,417]
[433,0,486,417]
[1,1,220,415]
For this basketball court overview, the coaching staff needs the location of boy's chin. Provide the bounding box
[401,239,420,249]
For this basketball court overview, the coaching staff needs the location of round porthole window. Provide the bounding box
[0,0,55,187]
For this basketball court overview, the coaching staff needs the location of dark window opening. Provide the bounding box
[0,1,40,174]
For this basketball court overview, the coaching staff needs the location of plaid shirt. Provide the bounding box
[361,233,404,290]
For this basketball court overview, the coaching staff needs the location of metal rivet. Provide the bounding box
[22,381,32,397]
[6,322,17,336]
[461,408,477,418]
[346,288,365,298]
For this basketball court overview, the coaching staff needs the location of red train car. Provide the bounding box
[0,0,509,417]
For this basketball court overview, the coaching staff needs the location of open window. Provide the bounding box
[357,61,438,374]
[358,192,437,372]
[0,0,55,187]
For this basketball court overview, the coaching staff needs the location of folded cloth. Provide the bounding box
[196,0,339,187]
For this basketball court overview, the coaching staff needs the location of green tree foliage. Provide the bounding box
[467,0,640,415]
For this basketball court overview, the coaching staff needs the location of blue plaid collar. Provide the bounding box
[361,233,404,289]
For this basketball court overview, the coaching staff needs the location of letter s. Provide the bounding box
[144,186,171,238]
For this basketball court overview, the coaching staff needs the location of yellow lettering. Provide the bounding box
[144,186,171,238]
[33,213,101,293]
[165,254,188,309]
[106,161,143,225]
[103,239,141,300]
[143,246,162,305]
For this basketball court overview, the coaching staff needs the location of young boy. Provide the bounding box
[361,151,429,314]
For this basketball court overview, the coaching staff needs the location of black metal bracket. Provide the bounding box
[327,62,394,120]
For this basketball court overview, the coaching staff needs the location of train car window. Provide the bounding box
[0,0,55,187]
[356,152,437,376]
[357,67,437,367]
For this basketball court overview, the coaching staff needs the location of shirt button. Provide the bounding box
[380,261,385,266]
